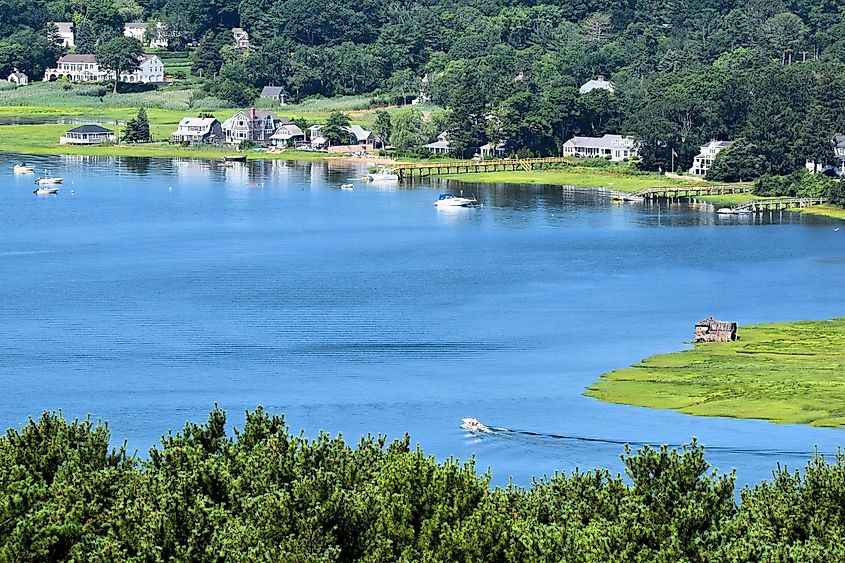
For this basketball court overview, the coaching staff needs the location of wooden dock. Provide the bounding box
[393,157,572,180]
[729,197,827,213]
[629,184,753,199]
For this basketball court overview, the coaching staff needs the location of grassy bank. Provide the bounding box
[442,167,698,191]
[586,318,845,427]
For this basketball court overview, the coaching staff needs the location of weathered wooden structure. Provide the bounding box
[393,157,573,180]
[694,317,738,343]
[630,184,753,199]
[729,197,827,213]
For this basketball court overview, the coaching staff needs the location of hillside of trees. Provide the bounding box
[4,0,845,175]
[2,408,845,561]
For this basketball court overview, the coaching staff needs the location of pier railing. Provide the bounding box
[393,157,573,180]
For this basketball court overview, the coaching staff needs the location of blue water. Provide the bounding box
[2,153,845,488]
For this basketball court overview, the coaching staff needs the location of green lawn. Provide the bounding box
[586,318,845,427]
[442,167,700,191]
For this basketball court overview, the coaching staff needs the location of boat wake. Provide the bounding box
[461,418,834,458]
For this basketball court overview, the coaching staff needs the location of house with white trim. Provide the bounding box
[42,54,164,84]
[7,71,28,86]
[50,22,74,47]
[232,28,250,49]
[222,109,287,145]
[689,140,732,176]
[424,131,450,155]
[579,75,615,95]
[270,123,305,147]
[60,124,116,145]
[562,134,637,161]
[124,22,169,49]
[170,118,224,144]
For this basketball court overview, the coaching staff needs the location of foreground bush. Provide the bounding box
[1,409,843,561]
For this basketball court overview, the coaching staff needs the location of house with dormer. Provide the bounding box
[222,109,289,145]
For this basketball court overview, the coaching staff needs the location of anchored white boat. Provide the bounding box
[434,193,478,207]
[716,207,752,215]
[35,172,64,185]
[340,183,354,190]
[13,163,34,173]
[33,186,59,195]
[366,167,399,182]
[461,418,492,433]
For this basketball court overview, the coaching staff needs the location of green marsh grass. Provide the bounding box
[586,318,845,427]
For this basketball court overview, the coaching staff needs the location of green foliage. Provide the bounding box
[4,408,845,560]
[706,139,767,182]
[321,110,351,146]
[95,36,144,94]
[754,170,835,198]
[122,106,150,142]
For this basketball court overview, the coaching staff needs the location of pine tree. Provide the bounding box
[123,108,151,143]
[75,21,97,55]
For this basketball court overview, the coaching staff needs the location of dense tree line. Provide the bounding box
[5,0,845,175]
[2,408,845,561]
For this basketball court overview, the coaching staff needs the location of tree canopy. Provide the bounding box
[3,408,845,561]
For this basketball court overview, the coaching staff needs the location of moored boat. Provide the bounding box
[340,183,354,190]
[366,167,399,182]
[33,186,59,195]
[34,172,63,185]
[434,193,478,207]
[222,155,247,163]
[13,163,34,173]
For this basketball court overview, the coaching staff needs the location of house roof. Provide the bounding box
[51,22,73,32]
[701,140,733,149]
[579,76,615,95]
[271,124,304,139]
[564,134,635,149]
[177,117,219,128]
[58,54,97,64]
[67,124,113,134]
[346,125,372,142]
[125,22,148,29]
[424,140,450,150]
[260,86,285,98]
[9,72,27,79]
[244,108,279,121]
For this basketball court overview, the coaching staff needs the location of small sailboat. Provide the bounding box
[13,163,34,173]
[33,186,59,195]
[34,171,64,185]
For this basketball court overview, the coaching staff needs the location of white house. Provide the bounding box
[7,71,28,86]
[60,124,116,145]
[579,75,615,95]
[42,54,164,84]
[232,27,250,48]
[124,22,169,49]
[562,134,637,161]
[222,109,286,145]
[806,134,845,175]
[50,22,74,47]
[689,140,733,176]
[480,141,511,158]
[424,131,450,155]
[270,123,305,147]
[170,118,224,145]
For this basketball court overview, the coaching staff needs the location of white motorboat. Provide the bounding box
[340,183,354,190]
[461,418,492,433]
[434,193,478,207]
[35,172,64,185]
[716,207,752,215]
[13,163,34,173]
[33,186,59,195]
[366,167,399,182]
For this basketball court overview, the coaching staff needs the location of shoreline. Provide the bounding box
[586,318,845,428]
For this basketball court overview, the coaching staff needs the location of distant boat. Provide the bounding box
[340,183,354,190]
[717,207,751,215]
[461,418,492,433]
[33,186,59,195]
[13,163,34,173]
[366,167,399,182]
[434,193,478,207]
[222,155,247,162]
[34,171,63,185]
